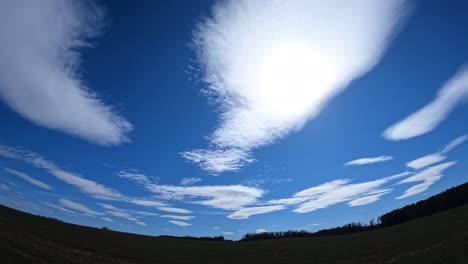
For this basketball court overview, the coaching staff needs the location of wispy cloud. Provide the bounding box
[256,229,268,234]
[347,190,392,206]
[222,231,235,236]
[97,203,156,224]
[157,207,192,214]
[101,217,114,222]
[406,135,467,170]
[345,156,393,166]
[267,172,410,214]
[180,178,202,186]
[228,205,285,219]
[145,184,264,211]
[183,0,408,173]
[4,168,52,190]
[397,161,456,199]
[59,199,104,216]
[160,215,195,220]
[169,220,192,227]
[441,135,468,154]
[406,153,446,170]
[384,66,468,140]
[0,0,132,145]
[0,145,124,200]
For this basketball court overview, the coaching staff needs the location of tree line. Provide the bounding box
[241,182,468,241]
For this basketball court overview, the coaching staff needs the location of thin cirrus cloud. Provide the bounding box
[182,0,409,173]
[227,205,286,220]
[344,156,393,166]
[0,0,132,146]
[398,161,456,199]
[59,199,104,216]
[406,134,467,170]
[0,145,190,214]
[384,66,468,141]
[169,220,192,227]
[118,169,265,211]
[4,168,52,190]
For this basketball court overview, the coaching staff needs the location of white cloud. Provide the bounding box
[101,217,114,222]
[160,215,195,220]
[256,229,268,234]
[406,135,466,170]
[441,135,467,154]
[384,66,468,140]
[135,221,147,226]
[59,199,103,216]
[169,220,192,227]
[397,162,456,199]
[117,170,157,186]
[146,184,264,210]
[128,199,167,208]
[267,172,410,213]
[228,205,285,219]
[0,145,124,200]
[4,168,52,190]
[0,0,132,145]
[348,190,391,206]
[406,153,446,170]
[179,177,202,186]
[44,202,81,216]
[158,207,192,214]
[0,184,9,191]
[184,0,408,172]
[222,231,235,236]
[345,156,393,166]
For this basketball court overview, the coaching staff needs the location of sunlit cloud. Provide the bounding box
[0,0,132,145]
[256,229,268,234]
[345,156,393,166]
[101,217,114,222]
[183,0,408,173]
[384,66,468,140]
[4,168,52,190]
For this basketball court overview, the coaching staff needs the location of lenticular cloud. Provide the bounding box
[0,0,132,146]
[183,0,408,173]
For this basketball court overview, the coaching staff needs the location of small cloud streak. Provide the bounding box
[59,199,103,216]
[406,135,467,170]
[183,0,408,173]
[4,168,52,190]
[345,156,393,166]
[397,161,456,199]
[406,153,446,170]
[160,215,195,220]
[384,66,468,140]
[0,0,132,145]
[228,205,286,219]
[179,178,202,186]
[169,220,192,227]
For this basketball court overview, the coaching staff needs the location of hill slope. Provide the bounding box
[1,204,467,264]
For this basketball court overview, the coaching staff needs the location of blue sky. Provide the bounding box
[1,0,468,240]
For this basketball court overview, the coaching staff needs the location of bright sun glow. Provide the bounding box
[258,44,335,119]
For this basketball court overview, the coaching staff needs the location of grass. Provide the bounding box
[1,204,467,263]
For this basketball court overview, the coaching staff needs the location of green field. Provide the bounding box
[1,204,467,264]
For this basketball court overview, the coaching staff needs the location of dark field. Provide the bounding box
[1,204,467,264]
